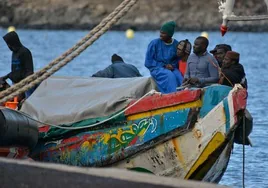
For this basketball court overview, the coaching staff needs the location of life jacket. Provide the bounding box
[4,97,19,109]
[178,60,187,76]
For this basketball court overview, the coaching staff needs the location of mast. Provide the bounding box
[219,0,235,36]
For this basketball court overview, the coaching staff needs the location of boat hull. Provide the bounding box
[30,85,247,183]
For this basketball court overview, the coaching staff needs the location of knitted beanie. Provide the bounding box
[160,21,176,37]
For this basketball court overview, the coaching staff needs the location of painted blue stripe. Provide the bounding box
[199,85,231,118]
[223,98,230,131]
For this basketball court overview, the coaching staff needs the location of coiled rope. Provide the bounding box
[0,0,138,104]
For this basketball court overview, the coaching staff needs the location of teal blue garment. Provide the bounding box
[145,38,183,94]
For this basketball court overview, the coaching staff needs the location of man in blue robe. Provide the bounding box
[145,21,183,94]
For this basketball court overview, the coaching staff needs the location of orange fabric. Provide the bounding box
[4,97,19,109]
[178,60,187,76]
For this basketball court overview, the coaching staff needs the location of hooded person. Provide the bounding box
[177,39,192,76]
[1,31,34,83]
[219,51,247,88]
[92,54,142,78]
[1,31,35,98]
[144,21,183,94]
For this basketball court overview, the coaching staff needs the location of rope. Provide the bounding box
[0,0,138,104]
[207,56,234,87]
[3,89,158,130]
[242,112,246,188]
[220,71,234,87]
[227,15,268,21]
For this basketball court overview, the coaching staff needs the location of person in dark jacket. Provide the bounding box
[219,51,247,88]
[1,31,34,83]
[177,39,192,76]
[92,54,142,78]
[1,31,34,98]
[210,44,232,67]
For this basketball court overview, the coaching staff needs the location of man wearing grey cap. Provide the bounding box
[210,44,232,67]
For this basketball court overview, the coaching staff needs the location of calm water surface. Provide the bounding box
[0,29,267,188]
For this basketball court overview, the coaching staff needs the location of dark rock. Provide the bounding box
[0,0,268,31]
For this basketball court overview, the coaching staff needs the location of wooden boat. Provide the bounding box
[7,76,249,183]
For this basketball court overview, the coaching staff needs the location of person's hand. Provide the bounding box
[165,64,174,71]
[182,78,190,86]
[218,68,222,77]
[189,77,200,84]
[0,77,7,85]
[0,74,9,81]
[219,75,224,84]
[182,78,189,83]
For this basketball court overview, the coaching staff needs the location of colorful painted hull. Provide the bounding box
[0,147,29,159]
[30,84,247,183]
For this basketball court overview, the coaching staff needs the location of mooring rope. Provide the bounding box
[0,0,138,104]
[242,112,246,188]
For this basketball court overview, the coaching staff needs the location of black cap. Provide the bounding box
[210,44,232,54]
[111,54,124,63]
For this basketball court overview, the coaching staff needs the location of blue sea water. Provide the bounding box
[0,28,267,187]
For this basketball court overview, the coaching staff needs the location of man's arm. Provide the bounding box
[20,49,34,77]
[92,65,114,78]
[145,40,165,71]
[184,57,191,79]
[199,57,219,84]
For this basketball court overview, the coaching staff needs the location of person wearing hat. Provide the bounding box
[219,51,247,88]
[177,39,192,76]
[183,36,219,87]
[92,54,142,78]
[145,21,183,94]
[210,44,232,67]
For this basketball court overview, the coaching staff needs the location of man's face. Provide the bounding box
[177,42,185,57]
[214,48,226,63]
[160,31,171,43]
[193,39,204,54]
[222,56,233,67]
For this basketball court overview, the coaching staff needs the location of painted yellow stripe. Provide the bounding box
[172,139,187,171]
[127,100,202,121]
[185,132,225,179]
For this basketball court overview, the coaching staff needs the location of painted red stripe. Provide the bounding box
[125,89,201,116]
[232,88,247,114]
[39,125,50,133]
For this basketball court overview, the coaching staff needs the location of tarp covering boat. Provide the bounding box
[20,76,157,125]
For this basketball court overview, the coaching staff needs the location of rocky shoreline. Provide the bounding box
[1,0,268,31]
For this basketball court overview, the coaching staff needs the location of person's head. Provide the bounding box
[193,36,209,55]
[210,44,232,65]
[222,51,240,68]
[3,31,22,52]
[111,54,124,63]
[160,21,176,43]
[177,39,192,59]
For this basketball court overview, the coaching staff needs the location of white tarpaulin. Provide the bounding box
[20,76,157,125]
